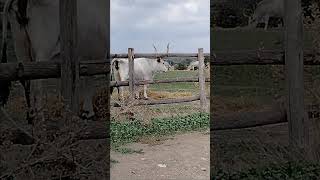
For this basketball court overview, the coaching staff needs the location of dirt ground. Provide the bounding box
[110,131,210,180]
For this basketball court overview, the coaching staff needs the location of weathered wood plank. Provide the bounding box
[128,48,135,100]
[0,50,319,82]
[284,0,309,149]
[212,49,317,65]
[60,0,79,113]
[110,78,211,87]
[111,53,210,58]
[212,106,287,130]
[127,95,201,106]
[198,48,207,112]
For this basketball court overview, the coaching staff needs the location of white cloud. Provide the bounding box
[111,0,209,53]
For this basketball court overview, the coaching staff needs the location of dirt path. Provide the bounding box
[110,131,209,180]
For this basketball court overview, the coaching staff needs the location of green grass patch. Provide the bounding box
[111,112,209,146]
[150,70,199,92]
[212,161,320,180]
[114,147,144,154]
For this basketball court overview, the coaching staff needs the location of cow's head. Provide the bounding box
[155,56,168,73]
[152,43,171,73]
[243,8,254,25]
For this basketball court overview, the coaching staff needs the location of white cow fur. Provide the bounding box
[4,0,108,118]
[248,0,284,30]
[111,57,168,100]
[187,61,199,71]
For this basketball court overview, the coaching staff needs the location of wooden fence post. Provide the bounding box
[128,48,135,100]
[284,0,309,150]
[198,48,207,112]
[60,0,79,113]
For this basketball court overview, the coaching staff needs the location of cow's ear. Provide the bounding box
[157,57,161,62]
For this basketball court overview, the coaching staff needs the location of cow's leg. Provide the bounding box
[117,87,121,101]
[30,79,44,122]
[135,86,140,99]
[143,84,149,99]
[119,86,125,101]
[80,76,96,118]
[20,80,33,124]
[264,16,269,30]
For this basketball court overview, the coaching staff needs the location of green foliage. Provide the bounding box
[175,63,188,70]
[212,162,320,180]
[114,147,144,154]
[110,113,209,146]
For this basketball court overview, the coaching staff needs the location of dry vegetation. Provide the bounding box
[0,84,109,179]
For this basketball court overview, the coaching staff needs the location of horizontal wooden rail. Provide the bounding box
[112,95,204,107]
[212,49,318,65]
[0,60,109,81]
[212,106,287,130]
[111,53,210,58]
[0,50,319,81]
[110,78,210,87]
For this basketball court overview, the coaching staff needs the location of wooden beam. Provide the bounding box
[212,49,317,65]
[60,0,79,113]
[0,61,109,81]
[111,53,210,58]
[115,95,202,106]
[110,78,211,87]
[0,49,319,82]
[128,48,135,100]
[212,106,287,130]
[0,121,108,145]
[198,48,207,112]
[284,0,309,149]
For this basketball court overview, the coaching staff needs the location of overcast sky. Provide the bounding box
[111,0,209,53]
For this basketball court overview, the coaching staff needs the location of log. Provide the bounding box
[212,106,287,130]
[211,49,317,65]
[0,61,109,81]
[110,78,211,87]
[128,48,135,99]
[128,95,201,106]
[284,0,309,149]
[198,48,207,112]
[0,50,318,81]
[110,53,210,58]
[0,121,109,145]
[60,0,79,112]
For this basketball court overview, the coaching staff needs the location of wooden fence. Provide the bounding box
[212,0,312,157]
[110,48,209,112]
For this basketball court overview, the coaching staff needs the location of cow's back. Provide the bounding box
[77,0,108,60]
[26,0,108,61]
[113,58,155,81]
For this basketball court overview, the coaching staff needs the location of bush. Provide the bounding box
[175,63,187,70]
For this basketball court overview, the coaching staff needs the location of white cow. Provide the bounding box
[187,61,199,71]
[0,0,108,121]
[244,0,284,30]
[111,57,168,100]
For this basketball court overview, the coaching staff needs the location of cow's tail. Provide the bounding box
[0,0,14,106]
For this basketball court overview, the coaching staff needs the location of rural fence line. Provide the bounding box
[111,48,209,112]
[1,49,319,82]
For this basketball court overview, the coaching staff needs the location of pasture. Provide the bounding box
[110,69,210,135]
[211,29,320,178]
